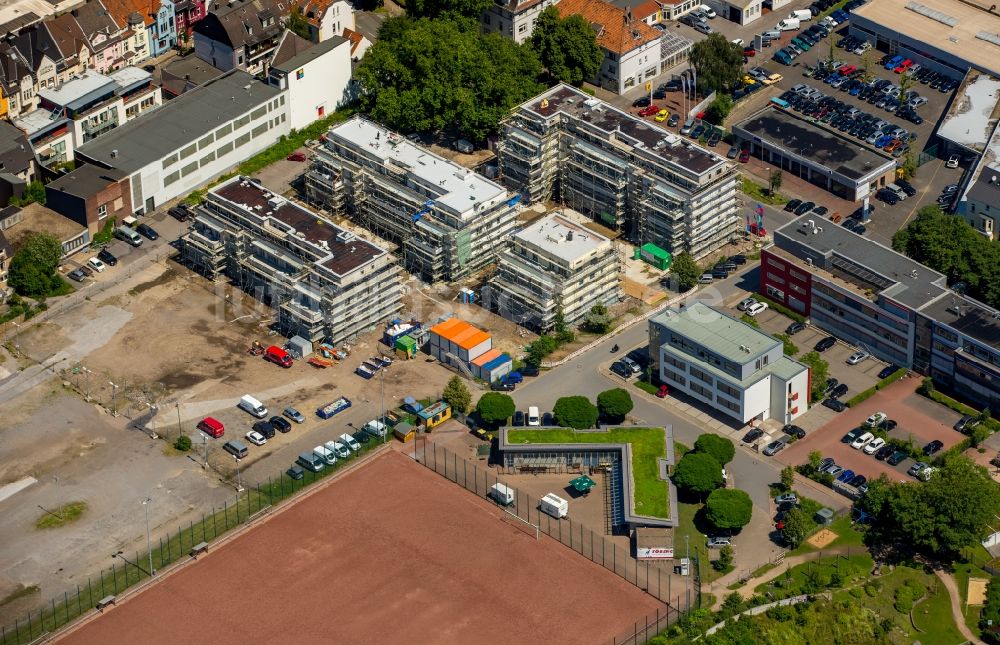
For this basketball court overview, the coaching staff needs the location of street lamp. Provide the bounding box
[109,381,120,417]
[81,366,92,401]
[11,321,20,357]
[233,456,243,492]
[379,363,390,444]
[144,403,158,435]
[112,550,149,577]
[175,402,183,439]
[141,498,155,576]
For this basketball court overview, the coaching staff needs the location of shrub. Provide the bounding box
[751,294,806,324]
[174,435,192,451]
[694,433,735,466]
[846,387,878,408]
[552,396,598,429]
[876,368,907,389]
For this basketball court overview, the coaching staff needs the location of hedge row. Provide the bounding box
[923,387,1000,434]
[753,294,806,324]
[845,368,907,408]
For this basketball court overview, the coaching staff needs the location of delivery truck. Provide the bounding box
[489,483,515,506]
[540,493,569,519]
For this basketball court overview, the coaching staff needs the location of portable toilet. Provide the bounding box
[394,335,417,359]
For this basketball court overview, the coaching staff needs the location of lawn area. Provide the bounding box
[754,553,873,600]
[677,495,725,584]
[507,427,669,518]
[788,513,865,556]
[740,177,789,206]
[35,501,87,529]
[952,557,991,638]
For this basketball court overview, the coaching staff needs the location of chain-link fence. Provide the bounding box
[414,437,693,642]
[0,441,390,645]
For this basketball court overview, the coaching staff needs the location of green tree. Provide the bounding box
[287,7,312,40]
[356,17,544,142]
[670,252,702,292]
[694,433,735,465]
[174,435,192,452]
[672,452,723,498]
[476,392,516,426]
[808,450,823,472]
[900,152,917,179]
[774,333,798,356]
[798,351,830,402]
[596,388,633,422]
[689,33,744,94]
[768,168,783,196]
[531,7,603,86]
[704,93,733,125]
[405,0,492,19]
[780,465,795,490]
[581,303,613,333]
[442,375,472,414]
[782,507,812,548]
[9,180,46,207]
[8,232,64,297]
[740,313,760,328]
[860,457,1000,561]
[705,488,753,530]
[552,307,574,344]
[980,577,1000,641]
[714,544,734,572]
[526,334,558,366]
[553,395,598,429]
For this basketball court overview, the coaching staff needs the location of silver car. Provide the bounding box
[763,439,787,456]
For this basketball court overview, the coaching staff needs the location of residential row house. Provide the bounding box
[193,0,291,75]
[292,0,354,43]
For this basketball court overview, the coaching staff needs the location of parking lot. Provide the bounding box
[777,378,964,485]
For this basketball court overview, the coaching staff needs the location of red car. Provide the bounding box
[744,47,756,57]
[286,152,307,161]
[838,64,857,75]
[638,104,660,117]
[738,149,750,163]
[894,59,912,73]
[656,384,670,398]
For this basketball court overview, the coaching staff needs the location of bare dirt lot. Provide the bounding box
[57,451,663,645]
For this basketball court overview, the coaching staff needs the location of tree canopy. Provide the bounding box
[689,34,744,94]
[442,376,472,414]
[694,433,735,466]
[405,0,492,19]
[704,93,733,125]
[672,452,723,498]
[860,458,1000,561]
[8,232,63,297]
[781,507,812,548]
[476,392,516,426]
[670,252,701,292]
[553,395,598,429]
[705,488,753,531]
[892,205,1000,310]
[356,17,545,142]
[596,388,633,421]
[798,351,830,402]
[531,7,603,86]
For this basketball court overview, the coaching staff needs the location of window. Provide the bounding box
[181,161,198,177]
[199,152,215,167]
[198,134,214,149]
[766,285,785,300]
[164,170,180,186]
[518,24,527,33]
[97,204,108,218]
[215,123,232,138]
[114,198,123,210]
[180,143,197,159]
[235,132,251,147]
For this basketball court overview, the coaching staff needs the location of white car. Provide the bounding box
[699,4,717,17]
[866,412,887,427]
[737,297,758,311]
[847,350,870,365]
[325,440,350,459]
[87,257,107,273]
[313,445,336,465]
[746,302,769,316]
[863,437,886,455]
[852,432,875,449]
[245,430,266,446]
[946,154,960,169]
[338,433,361,452]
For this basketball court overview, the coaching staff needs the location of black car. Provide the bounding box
[653,89,667,100]
[875,444,895,460]
[269,416,292,433]
[542,412,554,426]
[849,474,867,488]
[878,189,899,205]
[895,179,917,196]
[519,364,540,377]
[825,377,839,394]
[97,248,118,266]
[730,254,747,265]
[823,398,847,412]
[667,114,680,128]
[878,364,900,379]
[353,431,371,444]
[814,336,837,352]
[491,380,515,391]
[831,383,849,399]
[136,223,159,240]
[923,439,944,455]
[784,199,803,213]
[811,206,829,217]
[690,125,706,139]
[783,424,806,439]
[627,348,651,367]
[513,411,525,426]
[743,427,764,443]
[794,201,816,216]
[786,321,806,335]
[286,465,305,480]
[253,421,275,439]
[878,418,897,431]
[887,451,908,465]
[632,96,651,108]
[610,361,632,378]
[168,204,190,221]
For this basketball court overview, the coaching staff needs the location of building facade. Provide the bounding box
[649,302,809,424]
[292,0,354,42]
[266,34,350,130]
[46,164,132,236]
[193,0,290,75]
[304,116,519,283]
[481,0,559,44]
[762,217,1000,409]
[500,84,739,259]
[485,212,621,331]
[180,176,403,344]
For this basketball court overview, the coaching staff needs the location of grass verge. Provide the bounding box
[740,176,789,206]
[0,584,40,607]
[35,501,88,529]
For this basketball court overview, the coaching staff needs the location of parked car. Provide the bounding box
[492,380,515,391]
[863,437,886,455]
[638,104,660,117]
[849,474,867,488]
[954,415,980,433]
[830,383,849,399]
[843,428,863,444]
[97,248,118,266]
[783,424,806,439]
[946,154,960,168]
[866,412,887,427]
[887,451,908,465]
[284,407,305,423]
[823,398,846,412]
[878,364,900,379]
[875,444,895,460]
[746,302,769,316]
[852,432,875,449]
[878,418,898,431]
[737,296,758,311]
[794,201,816,216]
[252,420,275,439]
[136,223,159,240]
[846,349,870,365]
[610,361,633,378]
[784,199,803,212]
[743,427,764,443]
[923,440,944,455]
[245,430,267,446]
[814,336,837,352]
[908,461,929,476]
[786,321,806,335]
[707,536,731,548]
[67,268,87,282]
[87,257,107,273]
[763,439,787,456]
[270,416,292,433]
[286,152,307,161]
[775,493,798,505]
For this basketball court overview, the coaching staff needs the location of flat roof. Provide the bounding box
[921,293,1000,350]
[517,84,728,177]
[734,107,895,181]
[108,66,152,92]
[852,0,1000,76]
[325,117,508,217]
[13,109,70,137]
[652,302,779,363]
[39,69,117,110]
[936,70,1000,152]
[210,176,389,276]
[47,164,127,198]
[271,35,348,73]
[773,218,948,309]
[77,71,280,174]
[4,203,85,246]
[514,213,610,263]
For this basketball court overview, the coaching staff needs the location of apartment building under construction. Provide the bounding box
[304,116,520,283]
[179,175,402,344]
[499,84,740,259]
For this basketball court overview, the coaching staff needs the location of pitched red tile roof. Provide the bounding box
[104,0,162,28]
[556,0,661,54]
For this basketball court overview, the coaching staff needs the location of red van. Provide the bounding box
[265,345,293,368]
[196,417,225,438]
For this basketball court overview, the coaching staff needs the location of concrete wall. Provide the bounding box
[280,40,351,130]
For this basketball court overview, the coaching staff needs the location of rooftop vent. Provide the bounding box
[267,195,286,210]
[976,31,1000,47]
[905,1,958,26]
[947,305,962,316]
[336,230,355,243]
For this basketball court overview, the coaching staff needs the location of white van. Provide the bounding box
[238,394,268,418]
[527,406,540,426]
[325,440,350,459]
[540,493,569,519]
[788,9,811,21]
[489,483,515,506]
[363,419,387,439]
[339,433,361,452]
[777,17,800,30]
[313,444,337,466]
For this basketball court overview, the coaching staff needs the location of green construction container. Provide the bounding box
[638,243,672,270]
[394,335,417,359]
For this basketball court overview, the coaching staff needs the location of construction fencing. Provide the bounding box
[414,437,694,643]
